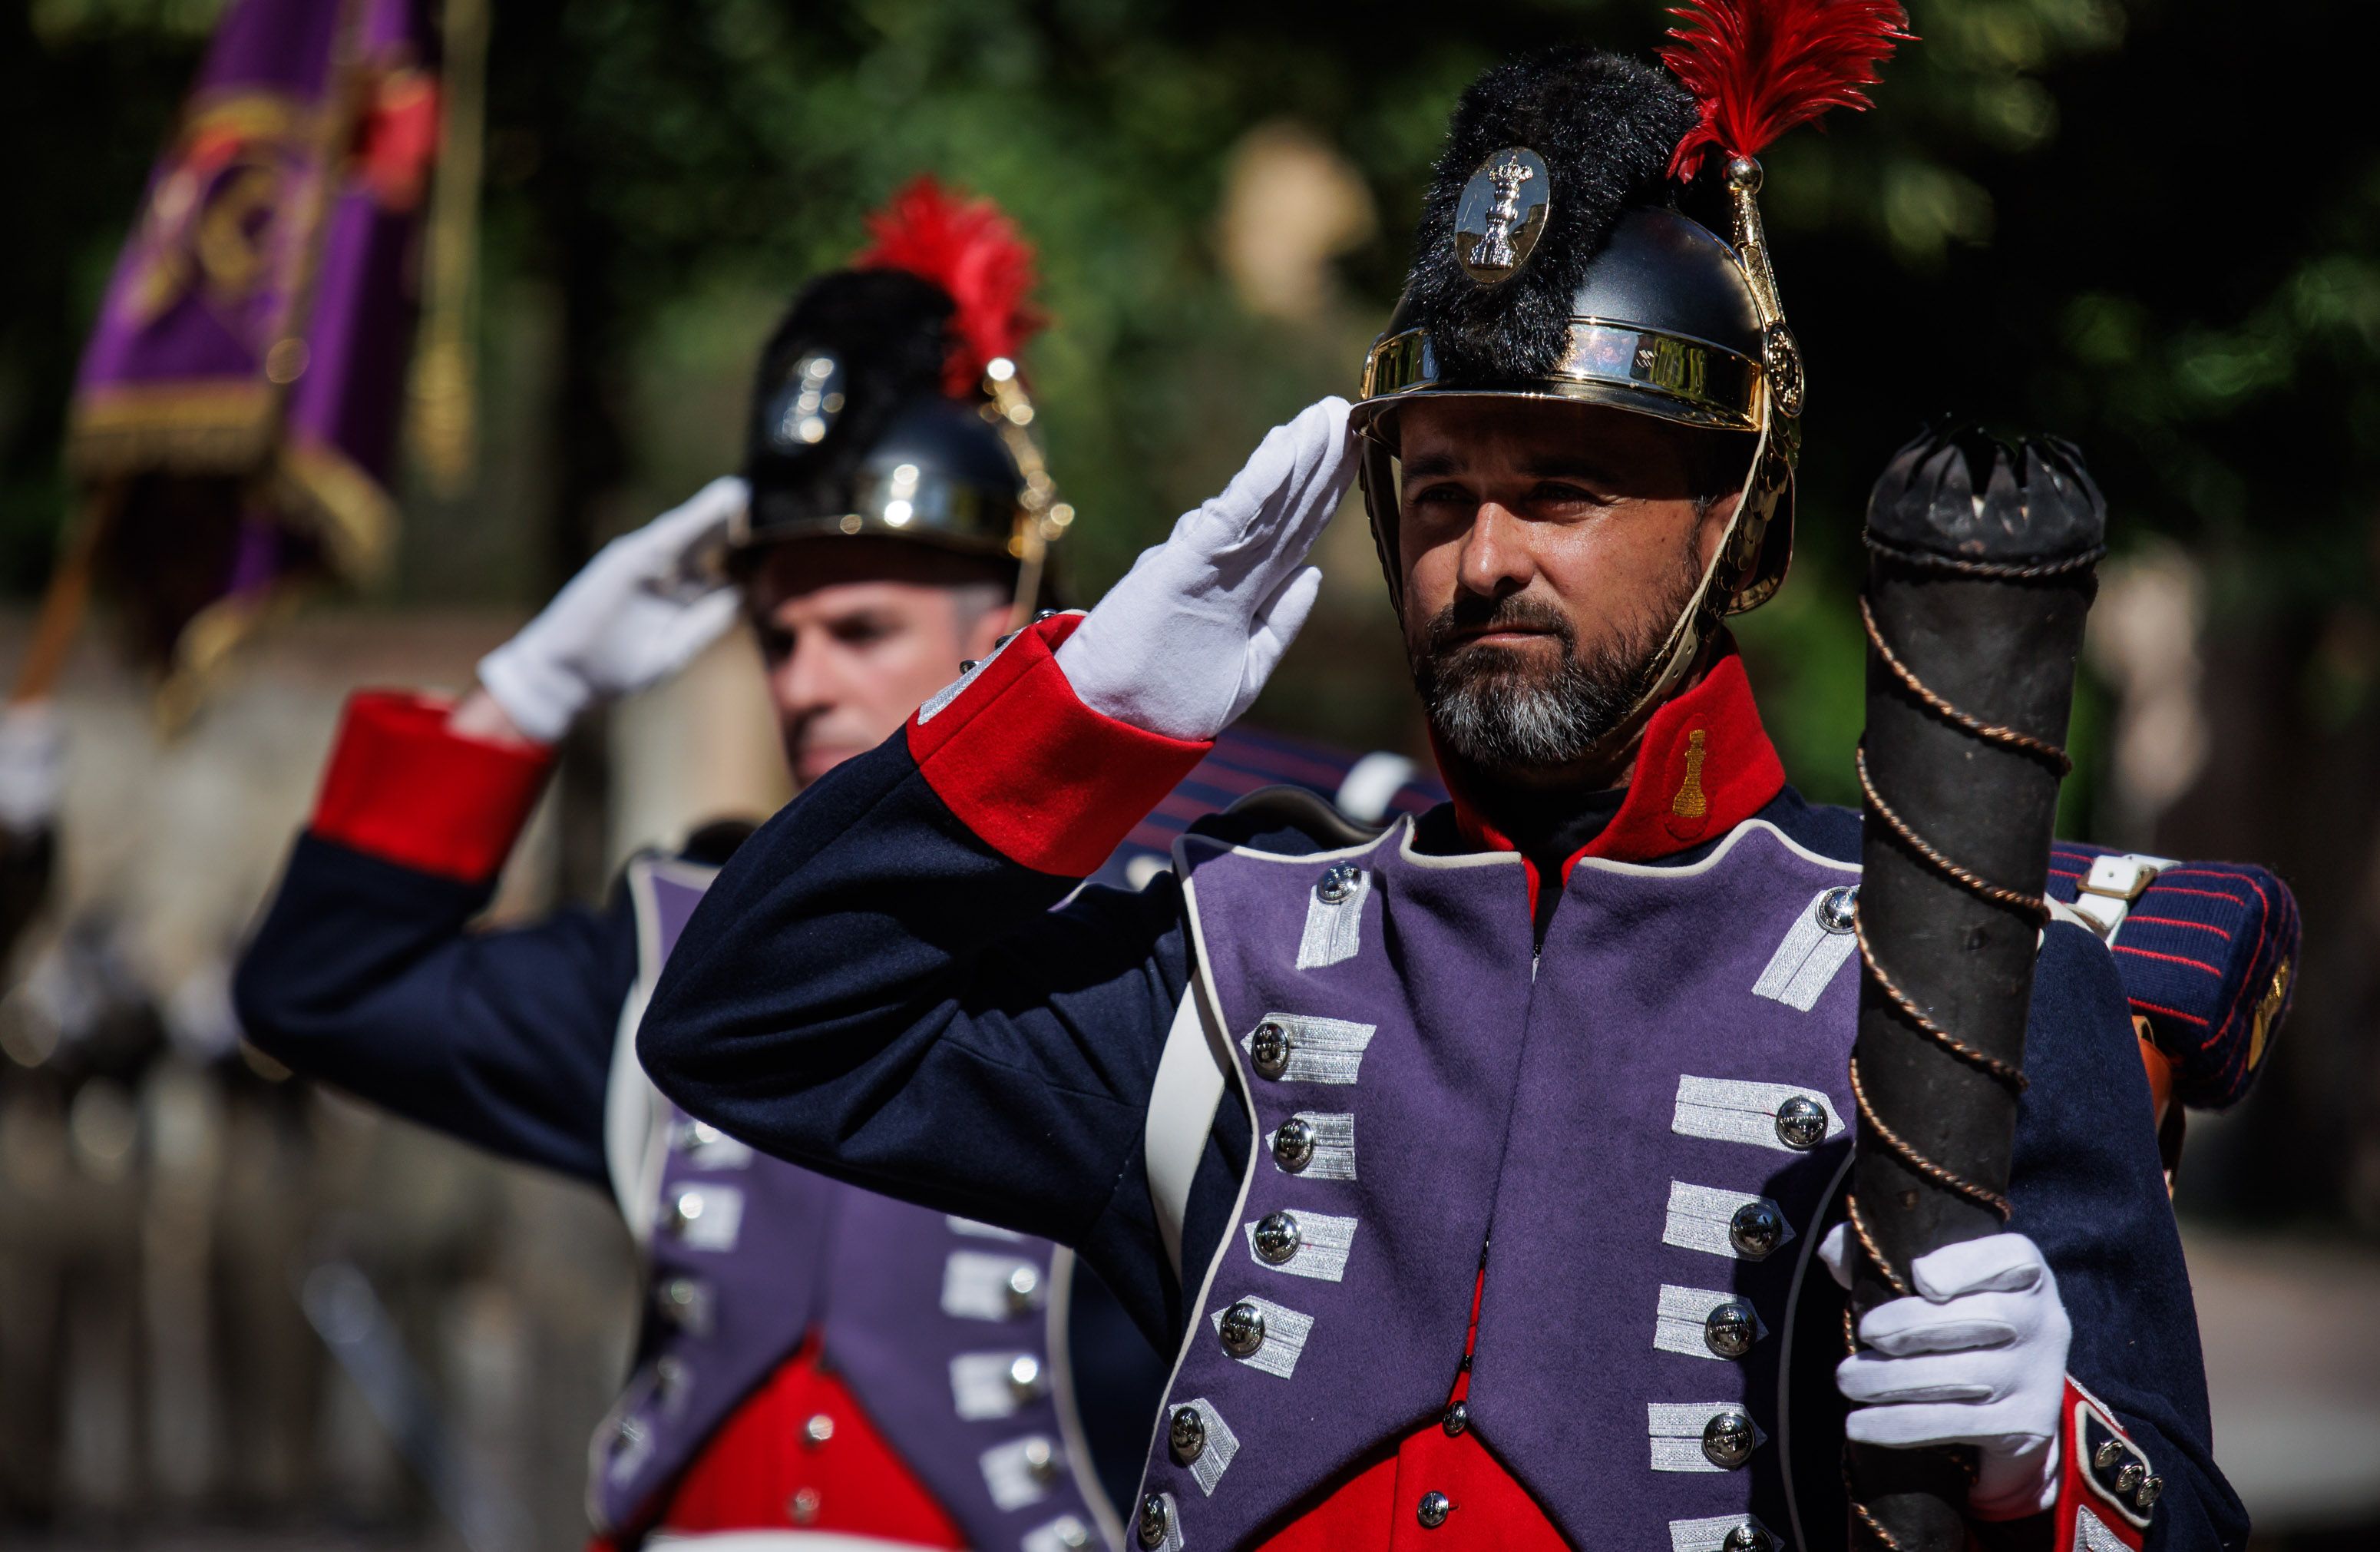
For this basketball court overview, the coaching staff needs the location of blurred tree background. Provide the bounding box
[5,0,2379,1231]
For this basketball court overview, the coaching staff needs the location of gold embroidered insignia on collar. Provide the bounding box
[1672,728,1710,819]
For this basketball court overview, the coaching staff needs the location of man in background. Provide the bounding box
[235,179,1438,1550]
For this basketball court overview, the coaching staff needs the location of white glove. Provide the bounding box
[0,700,63,835]
[1056,398,1356,741]
[477,478,747,743]
[1821,1224,2072,1519]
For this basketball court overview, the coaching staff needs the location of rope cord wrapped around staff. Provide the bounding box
[1841,426,2106,1552]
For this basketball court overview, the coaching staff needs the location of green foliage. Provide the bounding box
[6,0,2378,822]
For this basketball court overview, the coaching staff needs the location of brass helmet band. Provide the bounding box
[1357,318,1764,434]
[726,466,1023,554]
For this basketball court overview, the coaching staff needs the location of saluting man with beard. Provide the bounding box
[638,38,2293,1552]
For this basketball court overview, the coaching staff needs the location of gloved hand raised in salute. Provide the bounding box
[1820,1223,2074,1521]
[469,477,749,745]
[1056,397,1356,742]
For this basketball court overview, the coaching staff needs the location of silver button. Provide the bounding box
[1008,1354,1046,1401]
[1416,1490,1453,1529]
[1272,1117,1315,1172]
[1005,1263,1042,1313]
[668,1190,706,1233]
[788,1486,821,1523]
[1169,1405,1207,1463]
[958,659,979,673]
[1250,1021,1291,1080]
[1702,1409,1757,1469]
[653,1355,688,1394]
[1817,885,1859,934]
[1773,1095,1828,1150]
[1219,1301,1266,1357]
[2136,1475,2163,1511]
[803,1412,835,1446]
[1729,1200,1785,1259]
[656,1276,710,1333]
[1137,1492,1171,1549]
[1050,1515,1091,1549]
[1316,864,1362,905]
[1722,1524,1774,1552]
[1704,1299,1758,1358]
[1253,1211,1301,1264]
[2094,1438,2126,1471]
[1440,1401,1468,1437]
[1023,1436,1061,1482]
[2117,1461,2145,1494]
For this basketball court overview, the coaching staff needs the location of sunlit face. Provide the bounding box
[1392,396,1744,781]
[743,538,1011,786]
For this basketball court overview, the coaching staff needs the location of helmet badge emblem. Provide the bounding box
[1455,147,1551,285]
[766,351,847,452]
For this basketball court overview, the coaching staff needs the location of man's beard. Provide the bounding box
[1408,544,1705,776]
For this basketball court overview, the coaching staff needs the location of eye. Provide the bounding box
[1405,482,1473,511]
[1530,480,1608,508]
[756,626,795,662]
[831,614,898,646]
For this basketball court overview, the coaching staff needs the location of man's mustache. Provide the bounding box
[1416,592,1579,660]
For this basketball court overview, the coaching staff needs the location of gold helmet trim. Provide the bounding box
[1357,318,1764,434]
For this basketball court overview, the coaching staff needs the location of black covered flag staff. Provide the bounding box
[1844,428,2107,1549]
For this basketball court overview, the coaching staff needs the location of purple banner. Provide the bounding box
[66,0,436,662]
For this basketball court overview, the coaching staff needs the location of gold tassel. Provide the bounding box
[408,0,487,495]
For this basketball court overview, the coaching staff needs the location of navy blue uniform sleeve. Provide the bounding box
[233,833,633,1187]
[638,733,1214,1337]
[2015,925,2249,1550]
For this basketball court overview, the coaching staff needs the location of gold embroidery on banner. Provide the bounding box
[1672,729,1710,819]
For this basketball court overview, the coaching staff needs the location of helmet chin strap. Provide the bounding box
[979,357,1075,629]
[1582,401,1787,771]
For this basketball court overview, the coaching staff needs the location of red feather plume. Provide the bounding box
[1661,0,1914,183]
[853,174,1046,397]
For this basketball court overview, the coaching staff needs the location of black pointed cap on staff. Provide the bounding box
[1867,426,2107,570]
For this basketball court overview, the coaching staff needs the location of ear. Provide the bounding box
[1697,489,1743,571]
[957,598,1012,662]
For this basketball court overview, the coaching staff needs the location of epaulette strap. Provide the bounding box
[1215,786,1380,852]
[1111,730,1445,868]
[2047,844,2299,1110]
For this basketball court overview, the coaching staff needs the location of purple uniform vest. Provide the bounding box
[1142,816,1867,1551]
[595,858,1109,1552]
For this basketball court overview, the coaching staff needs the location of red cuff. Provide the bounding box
[905,615,1211,879]
[2051,1378,2157,1550]
[309,691,554,883]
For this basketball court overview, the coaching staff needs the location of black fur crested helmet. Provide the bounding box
[1352,1,1910,731]
[732,177,1068,612]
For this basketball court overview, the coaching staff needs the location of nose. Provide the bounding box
[1458,501,1536,598]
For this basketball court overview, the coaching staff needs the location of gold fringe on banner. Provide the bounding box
[407,0,487,495]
